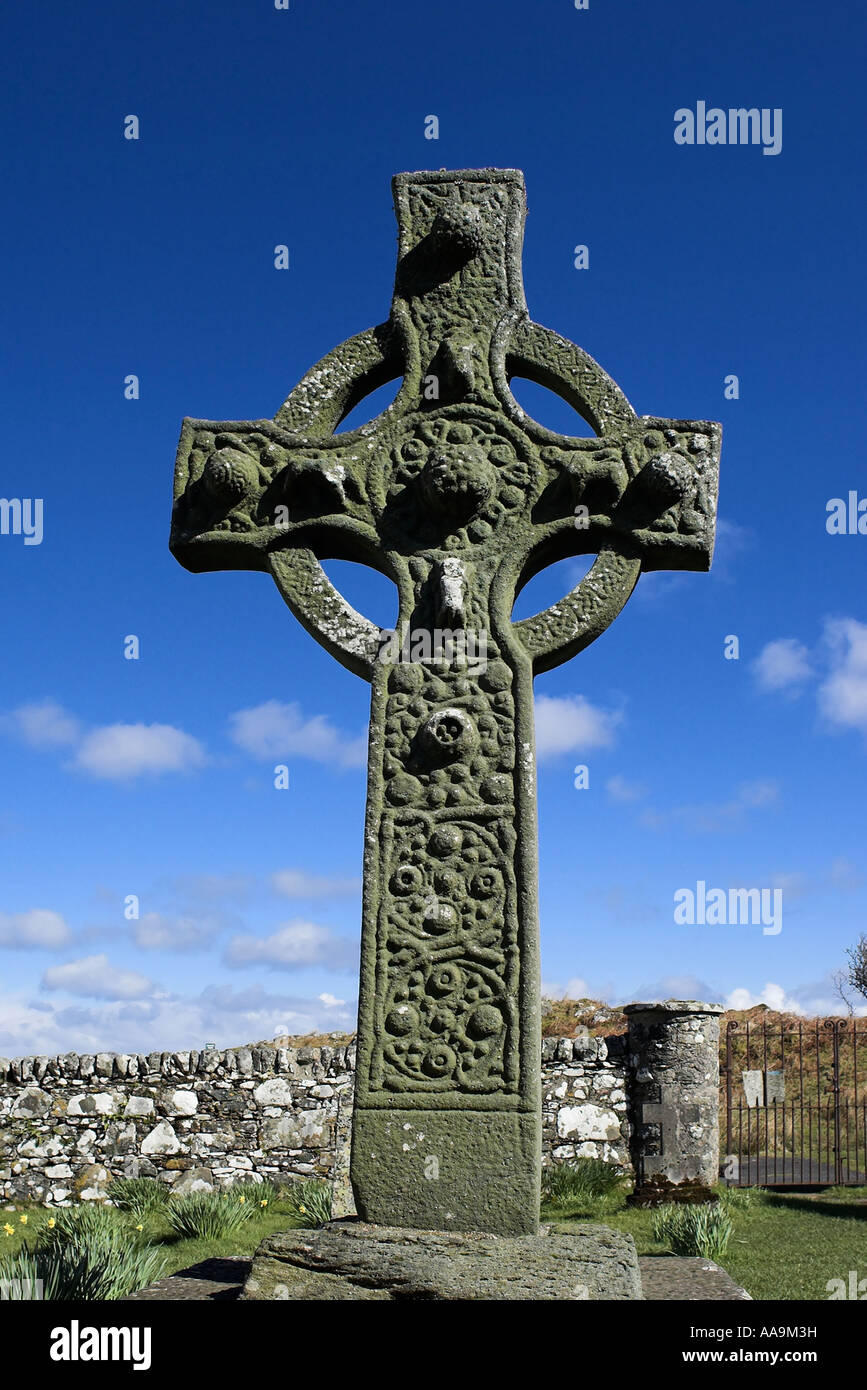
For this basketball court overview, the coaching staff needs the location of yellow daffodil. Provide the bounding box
[19,1214,27,1225]
[47,1218,56,1229]
[260,1200,267,1207]
[2,1224,13,1236]
[299,1205,307,1214]
[239,1195,245,1203]
[136,1224,143,1231]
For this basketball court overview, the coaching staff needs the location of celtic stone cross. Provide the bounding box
[170,168,720,1236]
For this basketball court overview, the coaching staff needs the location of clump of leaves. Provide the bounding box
[283,1179,332,1228]
[717,1183,758,1213]
[652,1202,734,1260]
[38,1203,129,1247]
[107,1177,170,1221]
[164,1191,255,1240]
[542,1158,626,1215]
[2,1205,168,1299]
[227,1178,285,1208]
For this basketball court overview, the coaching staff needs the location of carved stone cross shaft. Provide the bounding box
[170,168,720,1235]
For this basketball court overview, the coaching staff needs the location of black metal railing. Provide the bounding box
[723,1019,867,1187]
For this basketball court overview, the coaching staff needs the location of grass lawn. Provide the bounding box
[546,1186,867,1301]
[137,1206,308,1278]
[4,1182,866,1301]
[0,1192,315,1289]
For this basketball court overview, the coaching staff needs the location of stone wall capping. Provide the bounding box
[623,999,725,1015]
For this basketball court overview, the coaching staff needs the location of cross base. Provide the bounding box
[241,1220,643,1301]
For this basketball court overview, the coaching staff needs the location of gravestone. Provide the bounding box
[170,168,720,1242]
[742,1069,764,1109]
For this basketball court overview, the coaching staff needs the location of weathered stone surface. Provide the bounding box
[141,1122,182,1156]
[169,168,721,1233]
[12,1087,50,1118]
[557,1103,622,1143]
[168,1090,198,1116]
[171,1166,215,1195]
[74,1163,112,1201]
[242,1220,642,1301]
[123,1096,154,1118]
[260,1111,332,1151]
[253,1077,295,1108]
[67,1092,117,1117]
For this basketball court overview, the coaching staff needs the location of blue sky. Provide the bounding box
[1,0,866,1055]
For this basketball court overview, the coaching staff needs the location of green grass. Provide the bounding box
[550,1186,867,1300]
[0,1179,337,1295]
[4,1177,865,1301]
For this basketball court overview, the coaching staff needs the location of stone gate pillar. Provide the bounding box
[625,1000,724,1203]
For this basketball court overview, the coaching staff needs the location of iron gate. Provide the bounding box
[723,1018,867,1186]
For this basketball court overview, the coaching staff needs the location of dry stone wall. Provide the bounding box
[1,1002,722,1208]
[0,1037,630,1207]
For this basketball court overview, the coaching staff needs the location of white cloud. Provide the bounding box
[271,869,361,900]
[0,984,356,1056]
[42,954,155,1001]
[624,974,722,1005]
[0,699,81,748]
[0,909,71,950]
[72,724,206,780]
[229,700,366,769]
[752,638,813,693]
[534,694,620,760]
[710,517,751,580]
[723,979,867,1018]
[318,992,346,1008]
[738,779,779,808]
[132,912,222,952]
[829,857,863,891]
[818,618,867,736]
[641,779,779,833]
[224,919,357,971]
[725,982,806,1015]
[540,976,595,1000]
[605,774,647,803]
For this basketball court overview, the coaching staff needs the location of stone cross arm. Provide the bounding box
[170,168,720,682]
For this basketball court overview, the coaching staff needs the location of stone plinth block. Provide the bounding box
[351,1109,539,1235]
[241,1220,643,1301]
